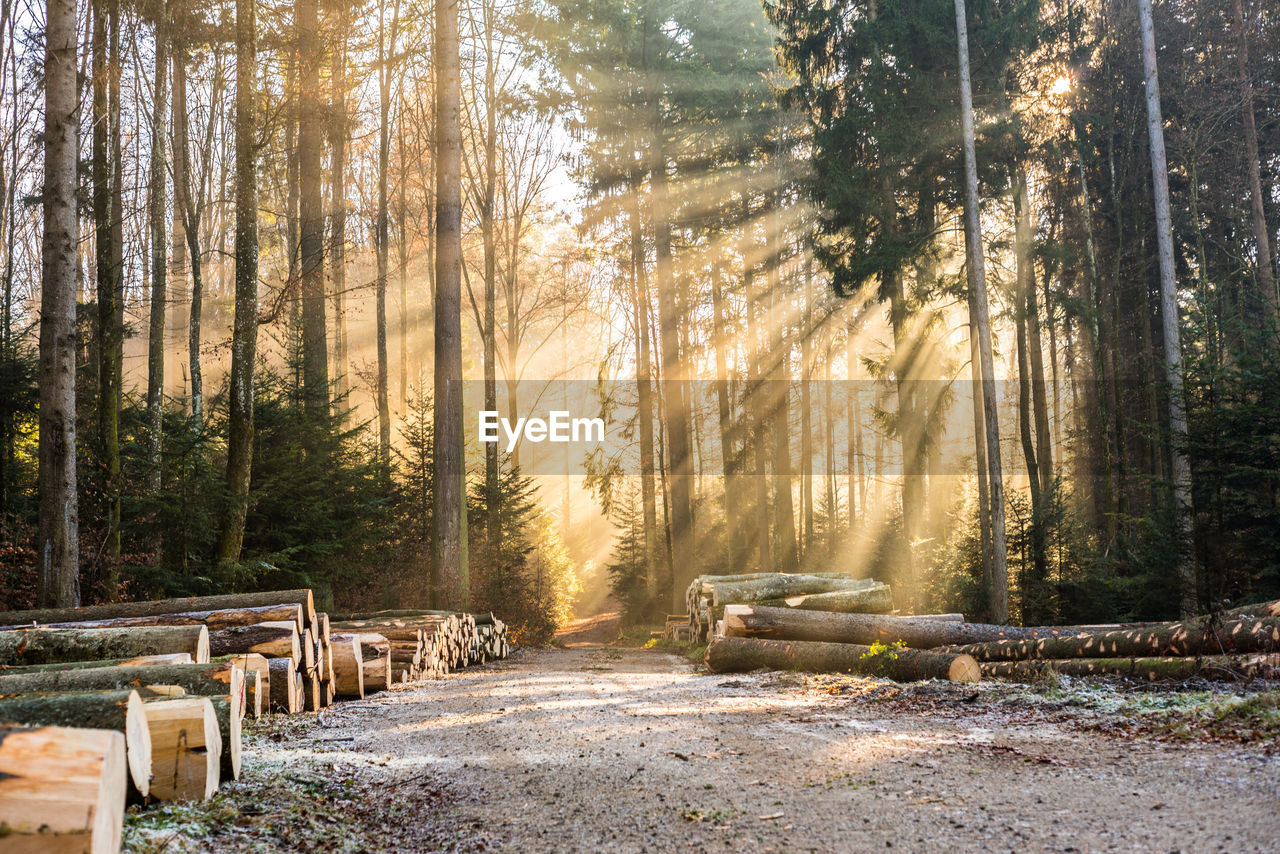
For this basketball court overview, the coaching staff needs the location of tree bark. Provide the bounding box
[376,0,399,471]
[704,574,876,607]
[0,724,127,853]
[146,2,169,501]
[706,636,980,682]
[0,626,210,666]
[753,586,893,615]
[329,0,350,407]
[1231,0,1277,319]
[981,654,1280,683]
[1,603,302,632]
[217,0,259,563]
[37,0,80,608]
[629,163,659,602]
[297,0,328,419]
[1137,0,1195,616]
[433,0,468,610]
[172,37,205,428]
[945,616,1280,661]
[0,590,316,629]
[955,0,1008,622]
[208,622,299,662]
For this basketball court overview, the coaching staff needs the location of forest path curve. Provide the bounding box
[146,646,1280,852]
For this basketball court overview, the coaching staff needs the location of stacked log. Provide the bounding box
[685,573,894,643]
[0,625,210,666]
[0,724,128,854]
[706,636,981,682]
[143,697,221,801]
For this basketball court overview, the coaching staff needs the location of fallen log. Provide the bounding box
[0,589,317,634]
[981,654,1280,682]
[944,616,1280,661]
[0,688,152,799]
[705,636,981,682]
[0,625,210,667]
[0,652,194,674]
[0,725,127,854]
[1228,599,1280,619]
[0,602,304,633]
[143,697,221,801]
[362,654,391,693]
[208,695,242,780]
[722,605,1082,648]
[209,621,299,662]
[210,653,269,718]
[0,660,246,716]
[268,658,299,714]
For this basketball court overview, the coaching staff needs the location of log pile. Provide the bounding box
[0,590,511,849]
[681,573,894,644]
[707,600,1280,684]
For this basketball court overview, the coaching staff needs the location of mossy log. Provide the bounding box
[945,616,1280,661]
[723,605,1082,648]
[0,653,193,674]
[0,589,316,633]
[0,626,210,666]
[0,724,127,854]
[209,621,299,662]
[0,660,245,710]
[0,689,152,798]
[705,636,981,682]
[981,654,1280,682]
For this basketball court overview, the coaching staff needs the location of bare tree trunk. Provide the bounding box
[768,187,797,574]
[1137,0,1195,616]
[38,0,81,607]
[329,0,349,409]
[217,0,258,563]
[628,166,659,602]
[1231,0,1277,319]
[145,2,168,500]
[375,0,399,471]
[397,109,409,413]
[172,40,204,429]
[800,259,814,561]
[433,0,468,609]
[297,0,328,419]
[955,0,1008,623]
[480,0,498,546]
[93,0,122,572]
[710,259,736,571]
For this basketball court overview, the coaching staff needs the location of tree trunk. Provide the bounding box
[208,622,299,662]
[945,616,1280,661]
[217,0,258,563]
[268,657,298,713]
[146,2,169,501]
[328,635,364,698]
[0,653,194,673]
[329,1,350,407]
[723,604,1086,648]
[433,0,468,610]
[375,0,398,471]
[1231,0,1277,319]
[0,626,210,666]
[1,603,302,632]
[0,690,150,800]
[706,636,980,682]
[710,259,737,570]
[955,0,1008,622]
[1136,0,1195,616]
[0,724,127,854]
[298,0,328,419]
[753,586,892,615]
[705,574,880,607]
[172,40,206,428]
[38,0,81,608]
[631,164,659,601]
[982,654,1280,683]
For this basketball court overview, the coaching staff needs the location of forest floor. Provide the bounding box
[123,645,1280,853]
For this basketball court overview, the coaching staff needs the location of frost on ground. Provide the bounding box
[125,646,1280,853]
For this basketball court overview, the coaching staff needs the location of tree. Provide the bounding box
[434,0,468,610]
[38,0,81,607]
[1136,0,1194,615]
[297,0,329,420]
[146,1,169,501]
[217,0,258,563]
[376,0,402,471]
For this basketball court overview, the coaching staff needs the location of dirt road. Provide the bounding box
[127,645,1280,852]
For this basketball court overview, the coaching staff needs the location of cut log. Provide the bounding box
[207,696,242,780]
[0,653,194,674]
[329,635,364,698]
[0,589,317,633]
[1229,600,1280,619]
[0,661,246,719]
[210,654,269,718]
[268,658,299,714]
[0,725,127,854]
[722,605,1082,648]
[362,654,391,693]
[981,654,1280,682]
[754,585,893,614]
[705,636,981,682]
[0,625,210,666]
[143,697,220,801]
[706,575,877,608]
[209,621,300,662]
[0,603,304,633]
[0,689,152,799]
[944,616,1280,661]
[303,673,321,711]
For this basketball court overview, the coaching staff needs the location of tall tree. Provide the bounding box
[1136,0,1194,615]
[329,0,350,408]
[1230,0,1276,320]
[297,0,329,419]
[38,0,81,607]
[217,0,258,563]
[955,0,1009,623]
[434,0,468,609]
[376,0,401,470]
[145,1,169,499]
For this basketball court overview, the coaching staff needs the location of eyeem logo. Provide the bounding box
[478,411,605,453]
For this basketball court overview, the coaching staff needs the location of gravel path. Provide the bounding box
[129,645,1280,852]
